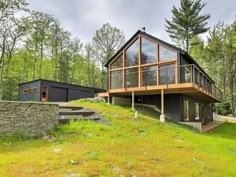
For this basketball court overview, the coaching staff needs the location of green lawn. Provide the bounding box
[0,101,236,177]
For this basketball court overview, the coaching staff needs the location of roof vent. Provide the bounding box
[142,27,146,32]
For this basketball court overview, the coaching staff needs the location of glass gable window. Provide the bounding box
[141,38,156,64]
[159,45,177,62]
[142,66,157,86]
[125,39,139,67]
[125,68,138,88]
[159,64,175,85]
[111,70,122,89]
[111,55,122,69]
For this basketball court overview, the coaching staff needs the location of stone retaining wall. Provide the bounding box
[213,112,236,123]
[0,101,59,136]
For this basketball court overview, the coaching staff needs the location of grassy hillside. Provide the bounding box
[0,101,236,177]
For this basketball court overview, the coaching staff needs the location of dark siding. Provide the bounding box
[18,81,41,101]
[141,94,182,122]
[48,86,68,102]
[68,89,94,101]
[19,79,101,102]
[40,80,96,102]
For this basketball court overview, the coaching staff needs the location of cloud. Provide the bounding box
[27,0,236,44]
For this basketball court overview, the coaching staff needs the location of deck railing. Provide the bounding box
[177,64,223,101]
[109,64,223,101]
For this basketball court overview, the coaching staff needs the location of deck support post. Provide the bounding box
[107,93,110,105]
[160,89,165,122]
[132,91,135,111]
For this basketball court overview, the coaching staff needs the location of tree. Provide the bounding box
[0,0,28,100]
[91,23,125,88]
[25,11,54,79]
[165,0,210,52]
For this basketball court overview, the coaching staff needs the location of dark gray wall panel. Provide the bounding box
[18,81,41,101]
[141,94,182,122]
[48,87,68,102]
[68,89,94,101]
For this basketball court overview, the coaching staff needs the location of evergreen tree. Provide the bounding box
[165,0,210,52]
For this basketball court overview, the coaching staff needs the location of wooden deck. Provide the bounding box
[98,83,220,102]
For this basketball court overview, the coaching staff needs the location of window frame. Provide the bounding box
[159,45,178,62]
[108,35,178,90]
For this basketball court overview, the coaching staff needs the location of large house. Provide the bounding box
[98,30,223,124]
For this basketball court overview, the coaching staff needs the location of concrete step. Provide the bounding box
[59,110,95,116]
[59,106,83,110]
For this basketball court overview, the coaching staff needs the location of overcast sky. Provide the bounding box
[27,0,236,44]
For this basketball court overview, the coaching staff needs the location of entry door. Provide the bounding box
[41,87,48,102]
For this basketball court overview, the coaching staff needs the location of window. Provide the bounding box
[141,38,156,64]
[111,55,123,69]
[125,39,139,67]
[142,66,157,86]
[125,68,138,88]
[28,88,36,93]
[194,103,200,121]
[159,45,177,62]
[184,99,190,121]
[194,69,199,84]
[23,88,36,94]
[23,89,28,94]
[184,65,191,83]
[110,70,123,89]
[200,74,204,88]
[159,64,175,85]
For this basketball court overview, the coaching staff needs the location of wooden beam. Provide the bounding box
[138,35,141,87]
[107,93,110,104]
[122,51,125,88]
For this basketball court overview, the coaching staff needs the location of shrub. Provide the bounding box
[214,101,232,115]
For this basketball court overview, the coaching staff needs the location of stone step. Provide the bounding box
[59,110,95,116]
[58,116,101,124]
[59,106,83,110]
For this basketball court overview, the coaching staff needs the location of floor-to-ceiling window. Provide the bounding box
[194,102,200,121]
[109,35,178,90]
[184,99,190,121]
[110,54,123,89]
[159,64,175,85]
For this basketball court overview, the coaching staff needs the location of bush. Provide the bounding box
[214,101,232,115]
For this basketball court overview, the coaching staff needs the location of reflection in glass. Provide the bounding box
[184,99,190,121]
[142,66,157,86]
[194,103,200,120]
[159,64,175,84]
[125,68,138,88]
[184,66,191,83]
[111,55,122,69]
[125,39,139,66]
[159,45,177,62]
[111,70,122,89]
[141,38,156,64]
